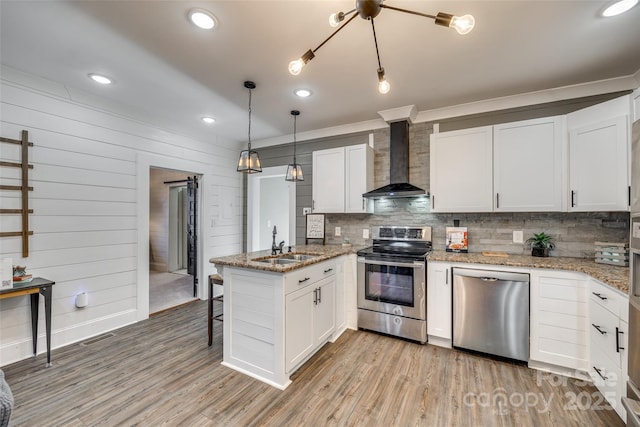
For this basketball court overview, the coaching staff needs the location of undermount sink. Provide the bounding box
[254,258,299,265]
[279,253,318,261]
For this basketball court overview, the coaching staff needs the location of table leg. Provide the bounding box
[29,293,39,356]
[41,286,52,367]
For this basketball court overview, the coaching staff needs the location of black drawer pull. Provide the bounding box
[592,292,607,301]
[592,324,607,335]
[298,277,310,284]
[593,366,608,381]
[616,327,625,352]
[324,268,333,273]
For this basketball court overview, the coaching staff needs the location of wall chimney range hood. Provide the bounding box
[363,119,427,199]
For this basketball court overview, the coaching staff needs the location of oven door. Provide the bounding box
[357,257,426,320]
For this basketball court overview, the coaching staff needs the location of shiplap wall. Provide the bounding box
[0,73,243,365]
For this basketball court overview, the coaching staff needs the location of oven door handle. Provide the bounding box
[357,257,424,269]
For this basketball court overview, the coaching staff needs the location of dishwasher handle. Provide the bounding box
[453,267,529,283]
[480,277,499,282]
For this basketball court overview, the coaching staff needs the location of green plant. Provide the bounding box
[525,232,556,250]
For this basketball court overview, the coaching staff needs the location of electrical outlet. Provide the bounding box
[363,228,370,239]
[335,226,341,236]
[302,207,311,215]
[513,230,524,244]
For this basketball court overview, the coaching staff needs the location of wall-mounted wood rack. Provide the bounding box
[0,130,34,257]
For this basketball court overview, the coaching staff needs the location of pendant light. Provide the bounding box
[285,110,304,182]
[237,81,262,174]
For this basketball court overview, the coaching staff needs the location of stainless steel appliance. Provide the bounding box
[453,267,530,362]
[625,119,640,425]
[357,226,431,343]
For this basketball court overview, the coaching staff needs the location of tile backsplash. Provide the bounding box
[323,198,629,258]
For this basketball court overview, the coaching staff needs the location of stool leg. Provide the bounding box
[208,279,213,346]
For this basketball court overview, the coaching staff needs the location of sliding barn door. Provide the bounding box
[186,176,198,297]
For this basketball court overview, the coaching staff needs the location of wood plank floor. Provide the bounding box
[2,300,624,426]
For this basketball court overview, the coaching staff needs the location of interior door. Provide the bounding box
[187,176,198,297]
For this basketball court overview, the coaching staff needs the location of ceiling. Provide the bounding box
[1,1,640,148]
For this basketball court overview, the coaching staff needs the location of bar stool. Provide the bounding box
[208,274,224,346]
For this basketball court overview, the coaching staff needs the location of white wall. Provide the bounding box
[0,70,243,366]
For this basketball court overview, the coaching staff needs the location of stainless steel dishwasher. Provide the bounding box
[453,267,530,362]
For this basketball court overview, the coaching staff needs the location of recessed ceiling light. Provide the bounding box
[295,89,312,98]
[602,0,638,16]
[189,9,217,30]
[88,73,113,85]
[201,116,216,124]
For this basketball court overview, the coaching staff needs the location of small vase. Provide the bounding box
[531,247,549,257]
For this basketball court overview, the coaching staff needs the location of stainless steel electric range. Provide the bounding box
[356,225,432,343]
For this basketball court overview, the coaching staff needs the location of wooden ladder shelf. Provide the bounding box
[0,130,34,257]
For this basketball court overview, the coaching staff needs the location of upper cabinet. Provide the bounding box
[312,143,373,213]
[567,96,630,212]
[430,117,564,213]
[430,126,493,212]
[494,116,564,212]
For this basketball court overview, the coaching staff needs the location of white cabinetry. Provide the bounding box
[493,116,564,211]
[567,96,630,212]
[427,261,452,345]
[312,147,345,213]
[529,270,589,371]
[430,126,493,212]
[312,144,373,213]
[588,278,628,419]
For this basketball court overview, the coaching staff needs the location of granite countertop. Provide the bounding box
[209,244,365,273]
[428,250,630,294]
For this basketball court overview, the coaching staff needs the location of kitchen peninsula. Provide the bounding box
[210,245,361,389]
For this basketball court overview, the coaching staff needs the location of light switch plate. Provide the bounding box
[363,228,370,239]
[335,226,341,236]
[513,230,524,244]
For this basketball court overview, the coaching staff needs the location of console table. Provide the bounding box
[0,278,55,366]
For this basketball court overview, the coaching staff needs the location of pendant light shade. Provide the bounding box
[285,110,304,182]
[237,81,262,174]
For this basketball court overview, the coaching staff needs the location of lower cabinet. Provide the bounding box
[529,269,589,371]
[427,261,452,344]
[588,277,628,420]
[285,276,335,373]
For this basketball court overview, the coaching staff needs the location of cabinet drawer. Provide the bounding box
[284,260,336,294]
[589,344,624,413]
[590,301,622,368]
[590,278,624,317]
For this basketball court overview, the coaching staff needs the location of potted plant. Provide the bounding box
[526,232,555,257]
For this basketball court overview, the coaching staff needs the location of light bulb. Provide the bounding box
[602,0,638,16]
[378,78,390,94]
[450,14,475,35]
[288,58,305,75]
[329,12,343,27]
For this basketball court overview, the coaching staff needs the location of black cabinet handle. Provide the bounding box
[616,327,625,352]
[593,366,608,381]
[592,292,607,301]
[324,268,333,273]
[592,323,607,335]
[496,193,500,209]
[313,288,318,305]
[445,268,449,285]
[299,277,310,284]
[571,190,576,207]
[431,195,435,210]
[317,287,321,304]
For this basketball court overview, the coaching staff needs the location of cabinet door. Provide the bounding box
[430,126,493,212]
[569,116,628,211]
[427,262,452,340]
[494,117,563,211]
[312,147,345,212]
[529,270,589,370]
[315,277,336,345]
[345,144,373,213]
[285,285,315,371]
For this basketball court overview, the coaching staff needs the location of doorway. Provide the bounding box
[248,166,296,251]
[149,168,199,314]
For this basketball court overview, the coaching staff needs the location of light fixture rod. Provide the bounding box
[313,11,359,53]
[370,18,383,70]
[379,4,437,20]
